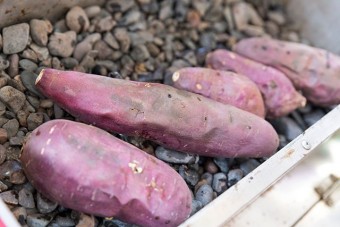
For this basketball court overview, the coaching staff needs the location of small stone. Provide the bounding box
[304,110,325,127]
[179,165,200,187]
[84,6,101,19]
[199,32,216,50]
[195,184,214,206]
[0,160,26,184]
[0,190,18,205]
[73,33,101,61]
[131,45,150,63]
[159,1,173,20]
[52,57,63,70]
[18,188,35,208]
[27,113,44,131]
[0,34,2,50]
[40,99,54,108]
[27,96,40,109]
[228,169,244,187]
[0,101,6,116]
[212,172,228,194]
[61,57,79,69]
[53,104,64,119]
[242,25,265,37]
[190,200,203,216]
[37,193,58,214]
[20,71,42,97]
[204,159,219,174]
[265,21,280,37]
[9,135,24,146]
[48,31,77,58]
[30,44,49,61]
[103,32,119,50]
[0,180,7,192]
[12,207,27,225]
[30,19,53,46]
[0,55,9,71]
[8,54,19,77]
[2,23,30,54]
[17,110,28,127]
[3,119,19,137]
[201,172,213,185]
[55,215,76,226]
[66,6,90,33]
[114,28,131,53]
[27,214,52,227]
[80,50,98,71]
[0,144,5,165]
[95,16,116,33]
[106,0,135,13]
[270,117,303,141]
[76,213,96,227]
[94,40,113,60]
[120,10,142,26]
[19,59,38,72]
[233,2,263,30]
[268,11,286,25]
[240,159,261,175]
[213,158,229,173]
[155,146,198,164]
[21,49,39,62]
[0,128,8,144]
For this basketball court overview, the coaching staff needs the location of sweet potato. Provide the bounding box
[206,49,306,117]
[234,37,340,106]
[35,68,279,157]
[21,119,192,227]
[172,67,265,118]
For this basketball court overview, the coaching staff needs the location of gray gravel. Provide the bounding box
[155,146,198,164]
[2,23,30,54]
[195,184,214,206]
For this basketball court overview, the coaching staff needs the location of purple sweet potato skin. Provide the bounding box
[35,68,279,157]
[234,38,340,106]
[21,120,191,227]
[206,49,306,117]
[172,67,265,118]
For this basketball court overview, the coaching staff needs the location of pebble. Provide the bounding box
[19,59,38,72]
[155,146,198,164]
[199,32,216,50]
[48,31,77,58]
[0,128,8,144]
[201,172,213,185]
[195,184,214,206]
[30,19,53,46]
[3,119,20,137]
[114,28,131,53]
[212,172,228,194]
[240,159,261,175]
[40,99,54,109]
[204,159,219,174]
[268,11,286,25]
[21,49,39,62]
[84,5,101,19]
[159,1,173,20]
[36,193,58,214]
[94,40,113,60]
[27,214,52,227]
[227,169,244,187]
[55,215,76,226]
[73,33,101,61]
[2,23,30,54]
[2,81,20,99]
[12,206,27,225]
[190,200,203,216]
[61,57,79,69]
[0,160,25,184]
[179,165,200,187]
[9,135,25,146]
[131,45,150,62]
[0,181,7,192]
[0,145,5,164]
[8,54,20,77]
[103,32,119,50]
[76,213,96,227]
[270,117,303,141]
[95,16,116,32]
[213,158,229,173]
[0,190,18,205]
[27,113,44,131]
[265,21,280,37]
[30,44,50,61]
[66,6,90,33]
[18,188,35,208]
[0,34,2,50]
[241,25,265,37]
[106,0,135,13]
[0,55,9,71]
[303,110,325,127]
[0,101,5,116]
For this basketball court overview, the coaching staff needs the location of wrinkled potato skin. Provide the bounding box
[206,49,306,117]
[234,38,340,106]
[172,67,265,118]
[36,68,279,157]
[21,120,192,227]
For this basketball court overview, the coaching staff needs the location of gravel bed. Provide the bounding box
[0,0,334,226]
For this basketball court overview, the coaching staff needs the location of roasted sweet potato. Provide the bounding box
[35,68,279,157]
[206,49,306,117]
[234,37,340,106]
[172,67,265,117]
[21,120,192,227]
